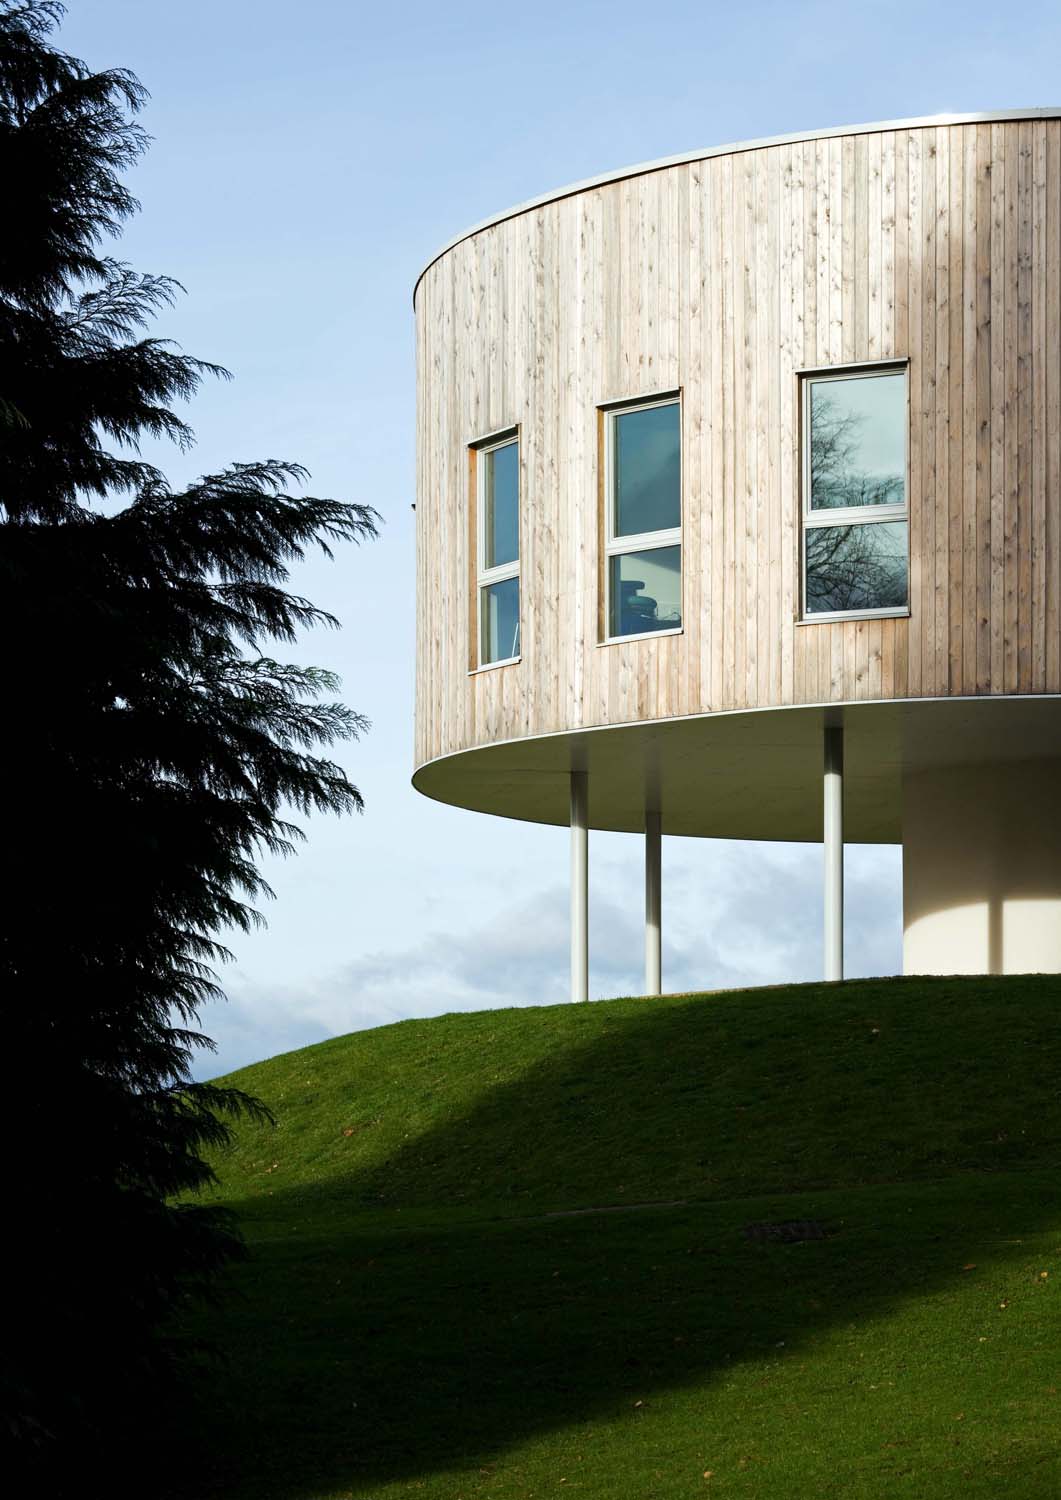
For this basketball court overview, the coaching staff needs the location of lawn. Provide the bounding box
[166,975,1061,1499]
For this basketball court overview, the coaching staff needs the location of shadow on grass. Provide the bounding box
[338,976,1061,1214]
[169,978,1061,1497]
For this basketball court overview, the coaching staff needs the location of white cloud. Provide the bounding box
[194,839,902,1078]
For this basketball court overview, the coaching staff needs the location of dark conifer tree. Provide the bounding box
[0,3,378,1481]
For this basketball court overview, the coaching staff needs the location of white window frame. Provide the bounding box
[475,429,520,669]
[800,361,910,624]
[603,393,683,644]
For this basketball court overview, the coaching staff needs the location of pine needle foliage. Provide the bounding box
[0,2,379,1480]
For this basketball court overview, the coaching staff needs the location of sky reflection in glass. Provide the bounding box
[484,441,519,568]
[809,372,905,511]
[614,403,680,536]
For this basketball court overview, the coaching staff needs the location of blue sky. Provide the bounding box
[59,1,1061,1075]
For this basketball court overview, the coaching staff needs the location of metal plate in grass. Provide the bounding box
[742,1219,832,1244]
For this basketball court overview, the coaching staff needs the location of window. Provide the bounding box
[476,432,520,666]
[802,366,909,619]
[604,396,682,640]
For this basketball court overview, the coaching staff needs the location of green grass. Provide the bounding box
[168,975,1061,1499]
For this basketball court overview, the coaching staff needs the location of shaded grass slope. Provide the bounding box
[171,976,1061,1499]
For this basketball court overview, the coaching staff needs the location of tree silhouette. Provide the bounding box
[0,3,378,1483]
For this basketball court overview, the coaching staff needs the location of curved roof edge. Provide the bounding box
[413,108,1061,307]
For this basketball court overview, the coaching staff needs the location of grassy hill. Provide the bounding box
[169,976,1061,1500]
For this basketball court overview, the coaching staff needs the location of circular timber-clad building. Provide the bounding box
[412,111,1061,994]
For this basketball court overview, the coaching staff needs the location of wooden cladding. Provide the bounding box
[414,119,1061,771]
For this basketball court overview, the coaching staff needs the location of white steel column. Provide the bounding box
[570,771,589,1003]
[823,724,844,982]
[645,810,662,995]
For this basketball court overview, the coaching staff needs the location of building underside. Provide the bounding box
[414,696,1061,979]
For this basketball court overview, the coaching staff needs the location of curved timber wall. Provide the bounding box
[414,114,1061,776]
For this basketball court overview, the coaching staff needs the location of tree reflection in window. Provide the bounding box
[805,521,908,614]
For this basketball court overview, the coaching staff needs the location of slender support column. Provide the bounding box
[644,810,662,995]
[570,771,589,1003]
[823,724,844,982]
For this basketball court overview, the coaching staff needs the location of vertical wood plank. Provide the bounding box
[921,127,938,697]
[976,123,993,694]
[709,158,727,710]
[1047,123,1061,693]
[961,125,978,696]
[854,132,868,360]
[934,125,951,697]
[841,134,856,366]
[868,131,883,361]
[742,148,758,710]
[721,152,736,709]
[1016,121,1034,693]
[947,127,964,695]
[907,128,924,695]
[882,132,897,360]
[1031,123,1048,691]
[1003,124,1019,694]
[778,142,794,703]
[893,129,910,698]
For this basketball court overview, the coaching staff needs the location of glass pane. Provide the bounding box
[809,373,905,510]
[481,576,520,663]
[613,403,680,537]
[805,520,908,614]
[609,546,682,638]
[484,441,519,568]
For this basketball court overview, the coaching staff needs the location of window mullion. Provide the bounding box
[805,505,906,529]
[606,527,681,558]
[479,560,520,587]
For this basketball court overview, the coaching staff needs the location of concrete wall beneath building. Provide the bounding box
[903,760,1061,974]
